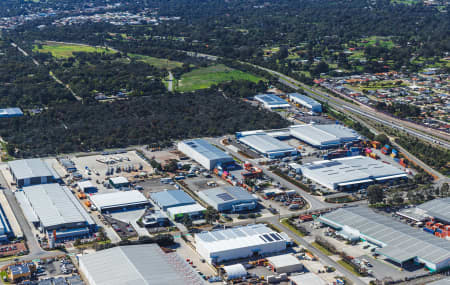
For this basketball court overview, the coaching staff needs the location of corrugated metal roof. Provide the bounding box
[288,93,321,109]
[15,191,39,224]
[300,156,407,189]
[166,203,205,216]
[9,159,54,180]
[289,273,327,285]
[319,207,450,265]
[150,190,196,209]
[196,224,287,253]
[267,254,301,268]
[198,186,257,208]
[180,139,233,161]
[254,94,289,107]
[79,244,205,285]
[290,124,359,147]
[0,108,23,117]
[90,191,148,210]
[21,184,91,229]
[417,198,450,223]
[238,133,296,155]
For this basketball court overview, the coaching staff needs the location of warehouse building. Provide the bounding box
[78,181,97,193]
[254,94,290,109]
[15,184,95,240]
[290,124,360,148]
[267,254,303,273]
[195,224,289,264]
[237,133,297,159]
[178,139,235,170]
[0,204,13,243]
[288,93,322,113]
[166,204,206,221]
[289,273,327,285]
[150,189,196,211]
[397,198,450,224]
[319,207,450,272]
[0,108,23,118]
[108,176,129,189]
[9,159,60,187]
[79,244,205,285]
[59,158,77,173]
[300,156,408,191]
[89,191,149,213]
[198,186,258,212]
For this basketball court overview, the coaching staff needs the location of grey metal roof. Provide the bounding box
[319,207,450,265]
[300,156,407,189]
[15,191,39,224]
[79,244,205,285]
[21,184,92,229]
[198,186,257,207]
[90,190,148,210]
[150,190,196,208]
[181,139,233,161]
[254,94,289,106]
[288,93,321,109]
[289,124,359,147]
[238,133,296,155]
[417,198,450,223]
[9,159,54,180]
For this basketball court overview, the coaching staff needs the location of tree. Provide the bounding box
[367,185,384,204]
[374,134,389,145]
[182,214,192,228]
[441,183,449,197]
[204,206,219,224]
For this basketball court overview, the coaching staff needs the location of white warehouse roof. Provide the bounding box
[223,264,247,280]
[288,93,322,112]
[290,124,360,147]
[289,273,327,285]
[9,159,55,180]
[254,94,290,109]
[90,190,149,211]
[79,244,205,285]
[238,133,296,157]
[195,224,288,264]
[198,186,257,211]
[267,254,302,269]
[179,139,232,162]
[109,176,129,184]
[319,207,450,269]
[300,156,407,190]
[17,184,94,230]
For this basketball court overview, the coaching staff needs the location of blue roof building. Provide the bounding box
[150,190,196,210]
[0,108,23,118]
[198,186,257,212]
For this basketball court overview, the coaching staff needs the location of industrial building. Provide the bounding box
[59,158,77,173]
[78,181,97,193]
[288,93,322,113]
[166,204,206,220]
[150,189,196,211]
[267,254,303,273]
[9,159,60,187]
[78,244,205,285]
[254,94,290,109]
[108,176,130,189]
[289,124,360,148]
[0,108,23,118]
[178,139,235,170]
[397,198,450,224]
[0,204,13,243]
[319,207,450,272]
[289,273,327,285]
[198,186,258,212]
[195,224,289,264]
[89,191,149,213]
[300,156,408,191]
[237,133,297,159]
[15,184,95,240]
[223,264,247,280]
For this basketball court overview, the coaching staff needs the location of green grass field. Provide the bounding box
[33,42,115,58]
[337,260,363,276]
[129,53,183,70]
[311,242,334,256]
[176,64,264,92]
[359,36,395,49]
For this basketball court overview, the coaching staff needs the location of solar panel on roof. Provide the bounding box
[217,193,234,201]
[270,233,281,241]
[263,234,273,242]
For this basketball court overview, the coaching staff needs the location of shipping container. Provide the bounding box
[423,228,434,234]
